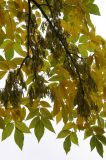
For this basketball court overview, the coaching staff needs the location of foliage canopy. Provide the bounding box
[0,0,106,157]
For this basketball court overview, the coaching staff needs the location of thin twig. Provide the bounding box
[27,0,31,55]
[16,55,30,76]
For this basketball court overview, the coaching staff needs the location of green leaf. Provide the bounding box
[90,136,104,157]
[15,121,30,133]
[95,138,103,158]
[87,4,101,16]
[29,117,39,129]
[84,129,93,139]
[41,117,55,133]
[12,57,24,65]
[34,119,44,142]
[0,71,7,80]
[78,44,88,57]
[26,109,39,120]
[14,128,24,150]
[14,44,26,57]
[79,35,89,43]
[0,40,13,49]
[0,55,5,61]
[0,117,5,129]
[0,61,9,70]
[5,48,14,60]
[2,123,14,140]
[90,136,96,151]
[40,108,53,119]
[40,100,51,108]
[57,130,70,139]
[70,132,78,145]
[63,136,71,154]
[97,117,104,128]
[96,135,106,146]
[92,126,104,135]
[88,0,95,4]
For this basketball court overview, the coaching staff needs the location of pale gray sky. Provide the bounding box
[0,0,106,159]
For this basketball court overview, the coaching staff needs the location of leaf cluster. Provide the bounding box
[0,0,106,157]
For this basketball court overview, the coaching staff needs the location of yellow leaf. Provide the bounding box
[63,122,77,130]
[76,117,85,130]
[35,11,41,17]
[56,111,62,124]
[0,71,7,79]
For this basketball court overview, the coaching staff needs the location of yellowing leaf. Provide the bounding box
[56,111,62,124]
[0,61,9,70]
[35,11,41,17]
[63,122,77,130]
[0,117,5,129]
[78,44,88,57]
[79,35,89,43]
[0,71,7,79]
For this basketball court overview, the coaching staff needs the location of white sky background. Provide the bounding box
[0,0,106,160]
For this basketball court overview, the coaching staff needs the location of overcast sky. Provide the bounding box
[0,0,106,160]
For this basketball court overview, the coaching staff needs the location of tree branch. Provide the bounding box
[31,0,84,97]
[27,0,31,55]
[16,0,31,76]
